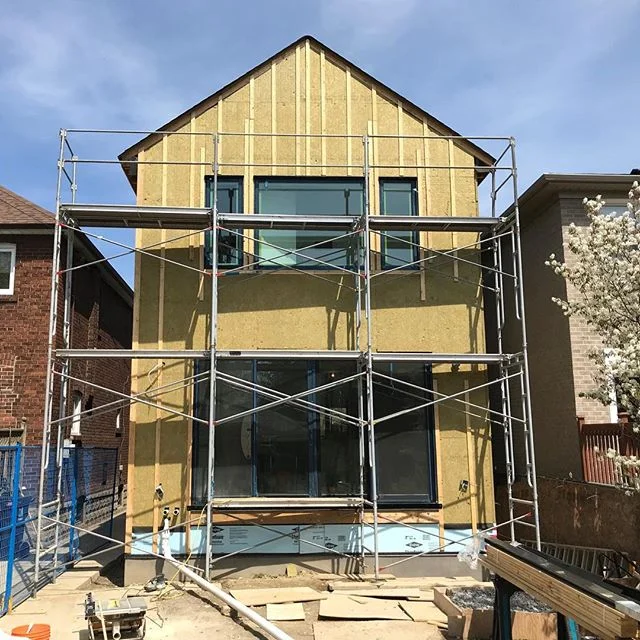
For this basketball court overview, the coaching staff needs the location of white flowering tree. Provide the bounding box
[546,182,640,486]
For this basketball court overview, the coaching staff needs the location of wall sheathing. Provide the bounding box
[126,39,495,554]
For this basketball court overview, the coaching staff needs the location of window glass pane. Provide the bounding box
[205,177,243,268]
[192,360,253,502]
[380,180,417,268]
[256,360,310,495]
[0,251,11,290]
[373,363,436,502]
[256,179,364,268]
[315,361,360,496]
[599,203,627,217]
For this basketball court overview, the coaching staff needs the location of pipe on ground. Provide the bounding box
[160,521,295,640]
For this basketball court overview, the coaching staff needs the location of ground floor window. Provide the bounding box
[192,359,437,505]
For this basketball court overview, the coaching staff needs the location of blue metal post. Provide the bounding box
[4,445,22,615]
[68,448,78,562]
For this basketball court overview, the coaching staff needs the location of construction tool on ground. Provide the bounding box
[84,592,147,640]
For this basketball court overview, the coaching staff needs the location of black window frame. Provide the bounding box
[379,178,419,270]
[253,177,365,270]
[204,176,244,269]
[191,358,438,507]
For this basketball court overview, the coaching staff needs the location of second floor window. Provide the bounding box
[205,177,243,269]
[255,178,364,269]
[380,179,418,269]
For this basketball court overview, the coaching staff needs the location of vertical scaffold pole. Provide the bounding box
[362,135,379,578]
[35,129,67,591]
[354,207,366,572]
[509,138,541,550]
[205,134,220,580]
[52,228,74,575]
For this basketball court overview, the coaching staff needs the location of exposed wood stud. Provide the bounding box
[320,50,327,176]
[346,68,352,176]
[397,102,404,177]
[305,40,311,176]
[465,381,479,533]
[271,61,277,175]
[295,45,301,176]
[432,378,445,547]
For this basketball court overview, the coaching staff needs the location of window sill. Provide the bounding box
[190,497,365,511]
[0,295,18,304]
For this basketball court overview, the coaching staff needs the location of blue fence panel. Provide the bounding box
[0,445,119,616]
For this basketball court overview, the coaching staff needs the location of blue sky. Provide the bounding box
[1,0,639,286]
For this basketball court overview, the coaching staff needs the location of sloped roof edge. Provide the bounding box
[118,35,495,172]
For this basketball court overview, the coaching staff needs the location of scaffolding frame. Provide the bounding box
[35,127,540,586]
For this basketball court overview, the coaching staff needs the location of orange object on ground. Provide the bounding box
[11,624,51,640]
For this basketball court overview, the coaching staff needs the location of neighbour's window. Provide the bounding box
[115,408,123,437]
[204,177,243,268]
[598,200,628,218]
[254,178,364,268]
[380,179,418,269]
[0,244,16,295]
[191,359,437,505]
[71,391,83,437]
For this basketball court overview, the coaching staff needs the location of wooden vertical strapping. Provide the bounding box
[320,49,327,176]
[432,378,445,546]
[448,139,459,281]
[305,40,311,176]
[271,61,277,175]
[464,381,479,533]
[295,45,301,176]
[346,68,352,176]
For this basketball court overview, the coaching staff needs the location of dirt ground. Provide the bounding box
[0,571,445,639]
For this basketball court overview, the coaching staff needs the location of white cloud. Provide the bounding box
[321,0,419,46]
[0,1,181,130]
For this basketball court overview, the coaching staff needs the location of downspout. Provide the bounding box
[160,521,295,640]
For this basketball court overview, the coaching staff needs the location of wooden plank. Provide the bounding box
[319,594,410,621]
[229,586,328,607]
[336,588,421,599]
[314,621,444,640]
[266,603,305,621]
[483,546,637,639]
[399,600,448,625]
[329,577,477,591]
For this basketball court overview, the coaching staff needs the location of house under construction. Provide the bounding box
[35,35,539,585]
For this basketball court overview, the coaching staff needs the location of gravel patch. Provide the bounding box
[449,586,552,613]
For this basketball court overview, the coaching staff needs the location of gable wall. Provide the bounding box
[126,40,494,548]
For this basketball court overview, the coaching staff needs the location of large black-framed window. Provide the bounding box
[254,178,364,269]
[379,178,419,269]
[191,359,437,506]
[204,176,243,268]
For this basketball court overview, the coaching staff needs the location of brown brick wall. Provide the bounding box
[559,196,615,424]
[0,233,132,477]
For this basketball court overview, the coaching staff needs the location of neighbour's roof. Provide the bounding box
[0,185,54,226]
[119,34,495,187]
[0,184,133,307]
[504,173,636,224]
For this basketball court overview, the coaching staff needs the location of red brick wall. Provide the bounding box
[0,232,132,478]
[0,234,52,437]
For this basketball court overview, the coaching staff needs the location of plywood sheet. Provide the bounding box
[314,621,444,640]
[399,601,448,625]
[229,586,328,606]
[266,603,305,621]
[318,594,410,620]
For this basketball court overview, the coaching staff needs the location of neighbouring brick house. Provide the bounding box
[505,173,637,481]
[0,185,133,505]
[492,173,640,562]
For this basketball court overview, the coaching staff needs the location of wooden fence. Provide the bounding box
[579,415,640,487]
